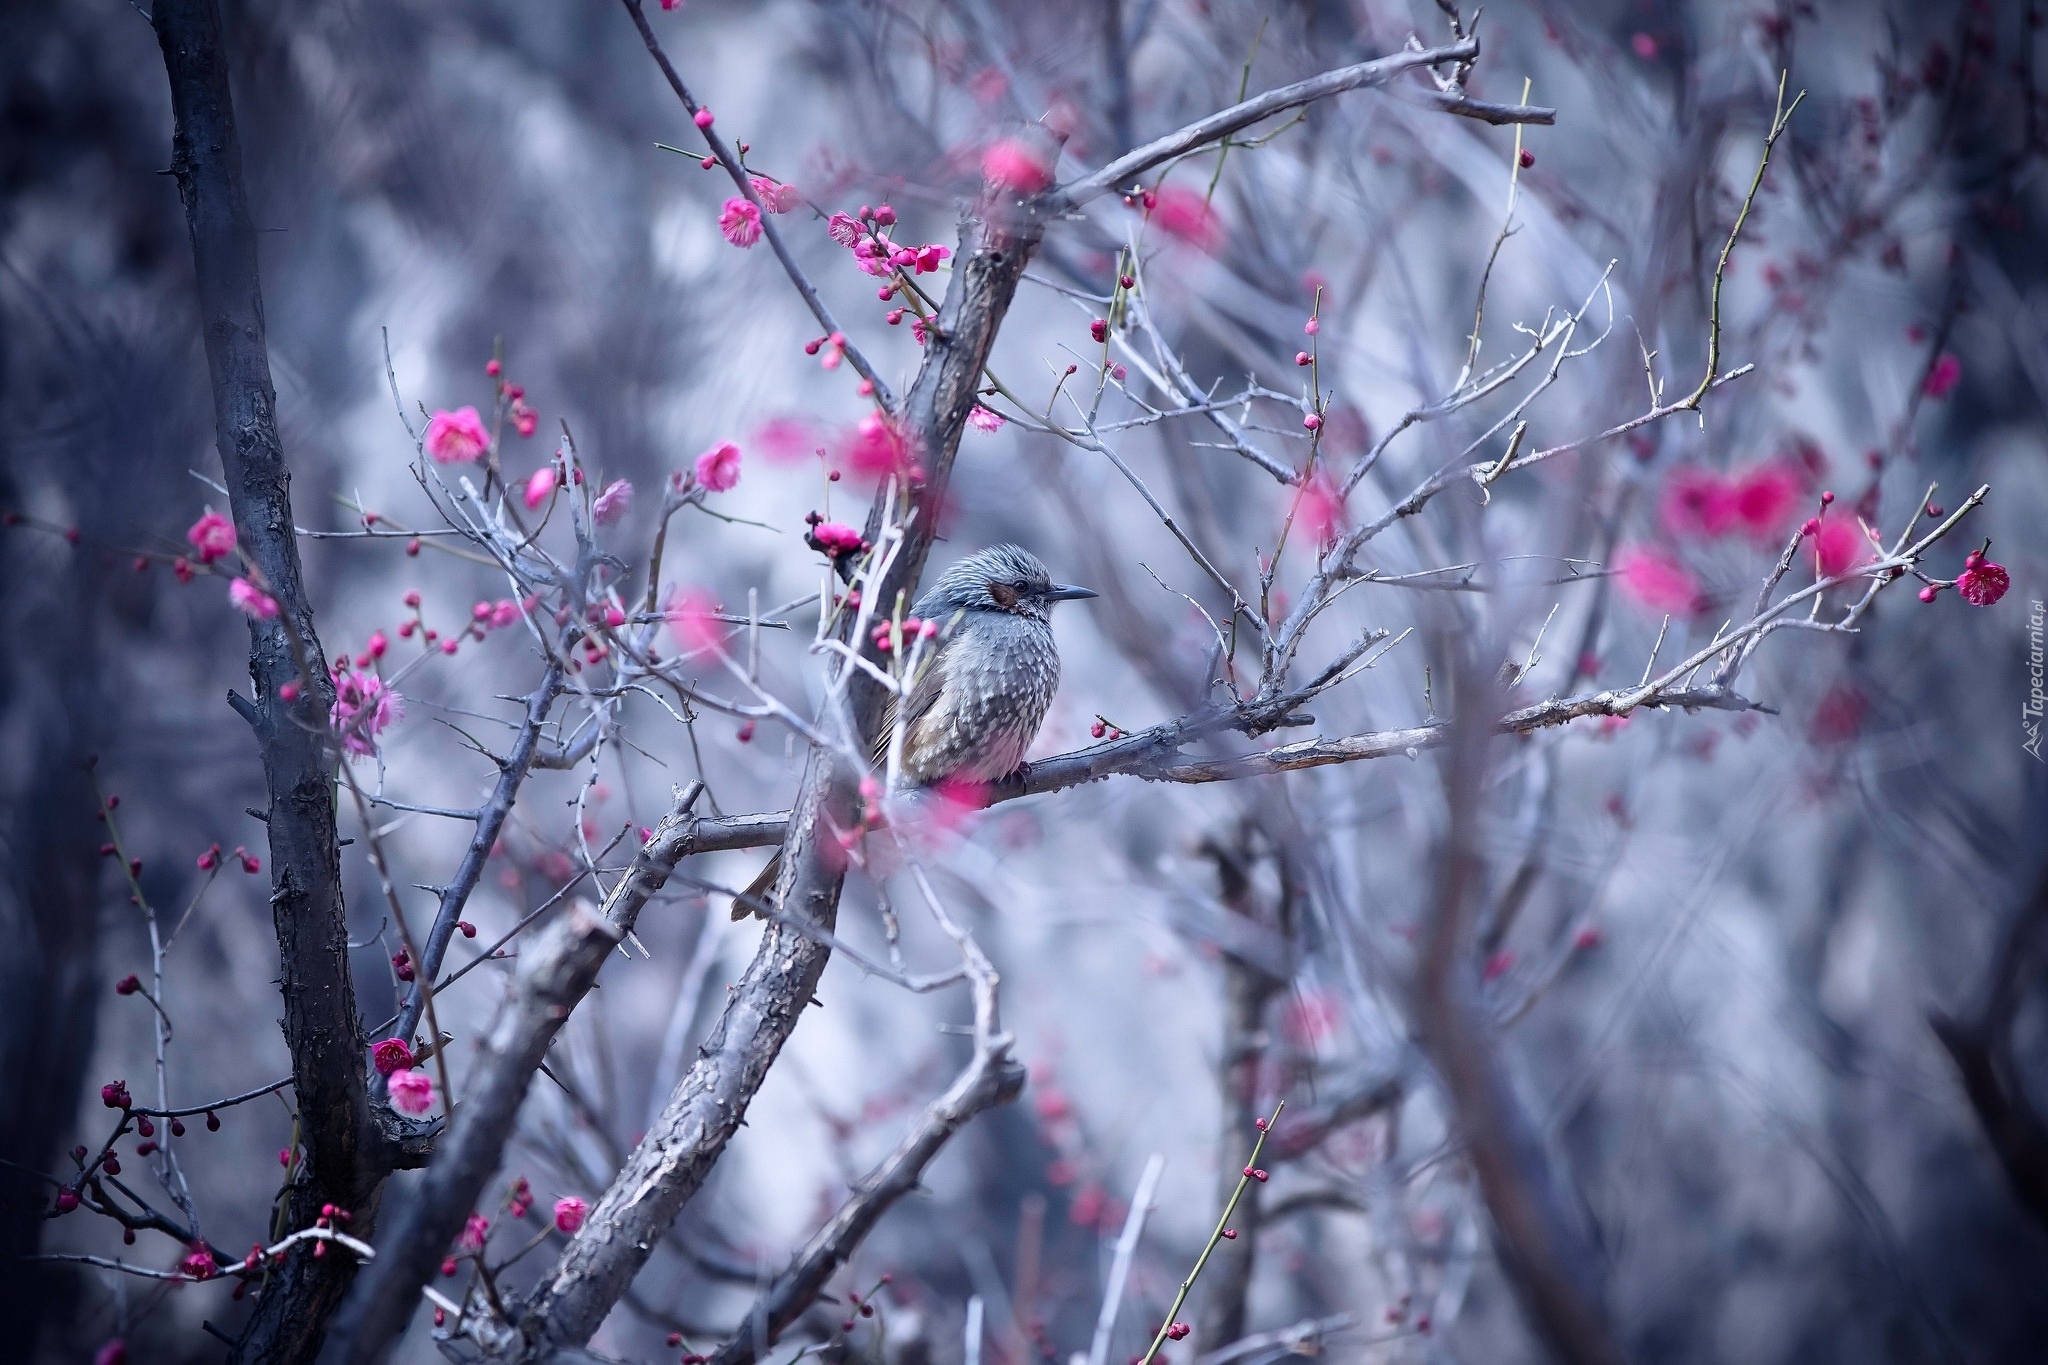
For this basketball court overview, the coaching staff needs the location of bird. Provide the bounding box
[732,544,1095,918]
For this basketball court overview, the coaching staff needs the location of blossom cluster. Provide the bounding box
[826,204,950,280]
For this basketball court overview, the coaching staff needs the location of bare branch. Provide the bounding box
[318,786,708,1364]
[1058,40,1552,208]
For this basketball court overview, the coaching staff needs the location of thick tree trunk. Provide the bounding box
[153,1,374,1359]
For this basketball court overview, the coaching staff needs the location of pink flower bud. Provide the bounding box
[693,108,714,129]
[553,1196,588,1234]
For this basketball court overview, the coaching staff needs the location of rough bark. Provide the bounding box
[1196,830,1286,1353]
[153,1,374,1358]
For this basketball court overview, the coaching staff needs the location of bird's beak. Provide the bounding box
[1045,584,1099,602]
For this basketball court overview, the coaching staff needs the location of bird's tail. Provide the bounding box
[731,851,782,921]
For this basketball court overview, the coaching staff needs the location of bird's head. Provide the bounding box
[922,544,1097,623]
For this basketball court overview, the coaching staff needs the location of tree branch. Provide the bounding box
[317,785,707,1363]
[703,974,1024,1365]
[1932,861,2048,1231]
[1411,636,1622,1365]
[1056,39,1551,209]
[153,2,372,1359]
[389,662,566,1048]
[509,195,1050,1363]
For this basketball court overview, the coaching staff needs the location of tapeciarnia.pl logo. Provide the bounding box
[2026,599,2045,762]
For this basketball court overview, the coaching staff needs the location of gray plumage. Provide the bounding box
[734,545,1093,918]
[889,544,1094,784]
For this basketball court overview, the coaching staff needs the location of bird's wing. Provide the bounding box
[872,645,950,773]
[730,850,782,920]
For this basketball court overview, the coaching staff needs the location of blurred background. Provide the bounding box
[4,0,2046,1361]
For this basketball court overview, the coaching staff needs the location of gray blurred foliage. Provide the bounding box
[4,0,2047,1361]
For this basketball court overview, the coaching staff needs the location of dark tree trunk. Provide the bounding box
[153,1,375,1359]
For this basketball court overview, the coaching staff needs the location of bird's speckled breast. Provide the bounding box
[903,610,1059,784]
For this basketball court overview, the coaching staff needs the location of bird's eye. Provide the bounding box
[1013,581,1030,594]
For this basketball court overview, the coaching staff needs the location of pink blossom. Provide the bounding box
[1729,464,1801,539]
[510,398,538,438]
[666,588,724,657]
[330,670,403,758]
[826,212,863,246]
[592,479,634,526]
[924,777,991,838]
[1295,473,1346,544]
[718,197,763,247]
[371,1038,414,1077]
[488,598,523,628]
[981,138,1054,193]
[1149,186,1224,252]
[755,416,821,462]
[1631,32,1659,60]
[1281,991,1341,1047]
[1812,518,1866,578]
[185,510,237,564]
[695,441,743,491]
[524,467,557,510]
[1922,352,1961,399]
[553,1196,588,1234]
[1616,547,1703,616]
[967,66,1007,105]
[1067,1181,1106,1228]
[1658,467,1739,539]
[229,577,280,619]
[458,1211,490,1253]
[1957,558,2009,606]
[844,412,913,482]
[912,244,950,274]
[966,405,1005,433]
[1810,683,1866,744]
[850,239,893,278]
[810,521,864,558]
[425,406,491,464]
[749,177,801,213]
[388,1068,435,1116]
